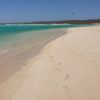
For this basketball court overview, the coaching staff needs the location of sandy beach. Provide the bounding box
[0,25,100,100]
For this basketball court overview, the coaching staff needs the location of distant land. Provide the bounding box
[0,19,100,25]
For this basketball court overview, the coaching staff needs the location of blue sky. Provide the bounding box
[0,0,100,22]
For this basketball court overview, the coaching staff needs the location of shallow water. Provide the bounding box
[0,24,89,52]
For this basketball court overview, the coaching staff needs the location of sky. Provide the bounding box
[0,0,100,23]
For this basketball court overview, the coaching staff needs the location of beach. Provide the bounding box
[0,25,100,100]
[0,25,66,82]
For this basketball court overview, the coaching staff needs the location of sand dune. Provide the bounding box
[0,25,100,100]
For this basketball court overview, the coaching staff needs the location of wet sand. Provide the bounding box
[0,25,100,100]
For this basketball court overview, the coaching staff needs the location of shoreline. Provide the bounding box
[0,25,100,100]
[0,28,66,83]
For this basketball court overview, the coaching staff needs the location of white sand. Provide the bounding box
[0,25,100,100]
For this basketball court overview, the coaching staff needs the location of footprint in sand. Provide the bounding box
[50,55,54,58]
[49,55,55,62]
[52,63,63,72]
[88,58,100,68]
[62,85,71,93]
[92,63,99,69]
[53,67,61,72]
[65,74,70,80]
[78,81,82,85]
[58,62,63,66]
[52,65,56,68]
[93,59,97,63]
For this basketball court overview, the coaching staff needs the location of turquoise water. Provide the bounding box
[0,24,87,34]
[0,24,92,51]
[0,24,90,52]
